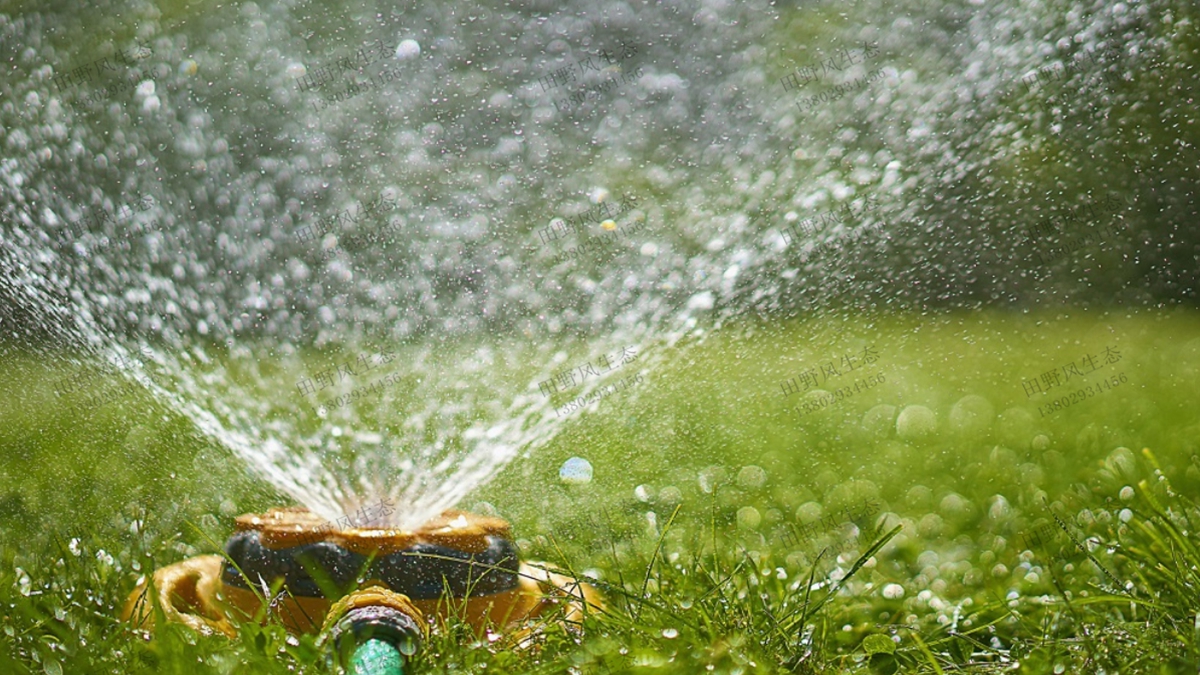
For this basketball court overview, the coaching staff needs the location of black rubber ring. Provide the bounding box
[221,530,520,599]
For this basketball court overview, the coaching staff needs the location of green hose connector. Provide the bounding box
[351,637,406,675]
[322,588,424,675]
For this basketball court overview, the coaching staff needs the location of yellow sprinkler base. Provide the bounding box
[121,508,603,641]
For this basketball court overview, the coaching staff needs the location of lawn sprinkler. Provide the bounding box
[122,508,602,674]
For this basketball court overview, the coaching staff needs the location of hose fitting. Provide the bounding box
[321,586,426,675]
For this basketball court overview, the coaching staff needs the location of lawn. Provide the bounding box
[3,309,1200,673]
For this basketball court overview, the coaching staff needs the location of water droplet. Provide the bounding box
[737,506,761,529]
[737,465,766,489]
[662,628,678,639]
[882,583,905,599]
[658,486,682,504]
[68,538,81,556]
[1119,486,1134,501]
[395,40,421,61]
[896,405,937,440]
[698,466,727,493]
[559,457,593,484]
[686,291,714,310]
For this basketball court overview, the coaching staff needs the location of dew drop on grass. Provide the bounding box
[896,405,937,440]
[737,465,767,489]
[43,660,62,675]
[395,39,421,60]
[662,628,678,639]
[1119,486,1134,501]
[68,538,81,556]
[16,569,31,596]
[737,506,761,529]
[698,466,727,493]
[882,583,905,599]
[559,457,593,484]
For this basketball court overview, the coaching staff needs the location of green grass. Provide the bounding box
[3,310,1200,673]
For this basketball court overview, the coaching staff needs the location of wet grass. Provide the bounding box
[3,310,1200,673]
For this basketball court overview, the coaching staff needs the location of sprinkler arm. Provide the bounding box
[122,554,237,638]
